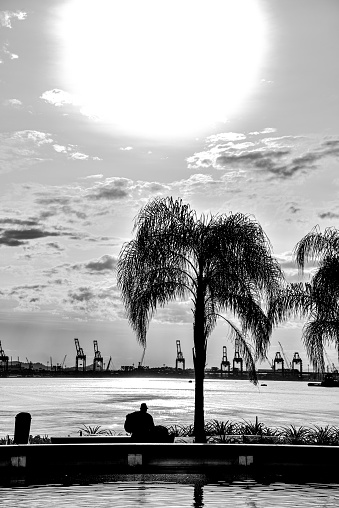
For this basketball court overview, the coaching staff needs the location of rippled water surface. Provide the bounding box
[1,377,339,506]
[2,480,339,507]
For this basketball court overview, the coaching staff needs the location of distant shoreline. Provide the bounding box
[0,368,319,382]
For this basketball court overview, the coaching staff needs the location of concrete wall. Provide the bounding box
[1,442,338,486]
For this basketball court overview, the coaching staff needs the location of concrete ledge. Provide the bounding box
[1,442,339,486]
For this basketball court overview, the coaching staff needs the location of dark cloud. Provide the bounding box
[89,187,128,200]
[0,227,59,246]
[87,178,129,200]
[189,133,339,180]
[35,197,71,206]
[318,212,339,219]
[0,218,39,226]
[85,255,117,272]
[46,242,64,251]
[9,284,47,295]
[68,287,95,303]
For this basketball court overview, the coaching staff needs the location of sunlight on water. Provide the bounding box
[0,377,338,437]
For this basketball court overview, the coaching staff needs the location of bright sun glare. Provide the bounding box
[59,0,266,138]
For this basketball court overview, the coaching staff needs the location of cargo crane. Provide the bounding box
[278,341,291,369]
[175,340,185,370]
[0,341,9,372]
[93,340,103,371]
[292,352,302,376]
[138,347,146,369]
[220,346,230,376]
[74,338,86,372]
[324,349,338,373]
[232,339,243,374]
[106,356,112,371]
[273,352,284,374]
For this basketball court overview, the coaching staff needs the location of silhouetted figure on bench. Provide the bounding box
[124,403,173,442]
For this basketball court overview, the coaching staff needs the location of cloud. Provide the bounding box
[318,211,339,220]
[0,130,53,174]
[87,178,130,200]
[3,99,23,108]
[187,131,339,180]
[85,255,117,273]
[0,131,101,174]
[53,143,100,161]
[1,42,19,61]
[70,255,117,274]
[0,218,39,227]
[249,128,276,135]
[40,89,77,107]
[82,174,103,180]
[40,89,106,130]
[120,146,133,151]
[0,10,27,28]
[0,227,60,247]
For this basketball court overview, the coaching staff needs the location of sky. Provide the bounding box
[1,0,339,370]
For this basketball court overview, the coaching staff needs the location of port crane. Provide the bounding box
[232,339,243,374]
[74,338,86,372]
[0,341,9,372]
[273,352,284,373]
[138,347,146,369]
[175,340,185,370]
[324,349,338,373]
[291,352,302,376]
[93,340,103,371]
[220,346,230,376]
[278,342,291,369]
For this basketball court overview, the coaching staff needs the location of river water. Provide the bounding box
[1,377,339,506]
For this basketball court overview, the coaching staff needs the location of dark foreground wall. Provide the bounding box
[1,442,338,486]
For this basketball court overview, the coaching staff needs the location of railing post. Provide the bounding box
[14,412,31,444]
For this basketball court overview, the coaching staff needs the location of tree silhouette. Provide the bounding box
[117,197,283,442]
[270,226,339,372]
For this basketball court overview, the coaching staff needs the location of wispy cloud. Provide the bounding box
[187,131,339,180]
[0,131,102,173]
[2,98,23,108]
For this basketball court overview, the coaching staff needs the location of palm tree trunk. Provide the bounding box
[193,281,207,443]
[193,344,206,442]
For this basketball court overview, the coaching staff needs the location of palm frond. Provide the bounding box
[294,226,339,270]
[268,282,313,326]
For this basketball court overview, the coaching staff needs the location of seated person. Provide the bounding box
[124,403,174,442]
[124,403,154,441]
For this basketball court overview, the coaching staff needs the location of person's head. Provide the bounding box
[140,403,148,412]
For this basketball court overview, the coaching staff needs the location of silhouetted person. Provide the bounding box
[124,403,155,441]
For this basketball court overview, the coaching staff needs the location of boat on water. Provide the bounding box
[308,373,339,387]
[321,373,339,387]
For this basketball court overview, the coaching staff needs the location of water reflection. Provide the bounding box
[2,477,339,507]
[193,482,204,508]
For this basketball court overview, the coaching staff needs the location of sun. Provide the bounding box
[58,0,267,138]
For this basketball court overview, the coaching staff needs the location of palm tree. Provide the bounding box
[117,197,284,442]
[270,226,339,372]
